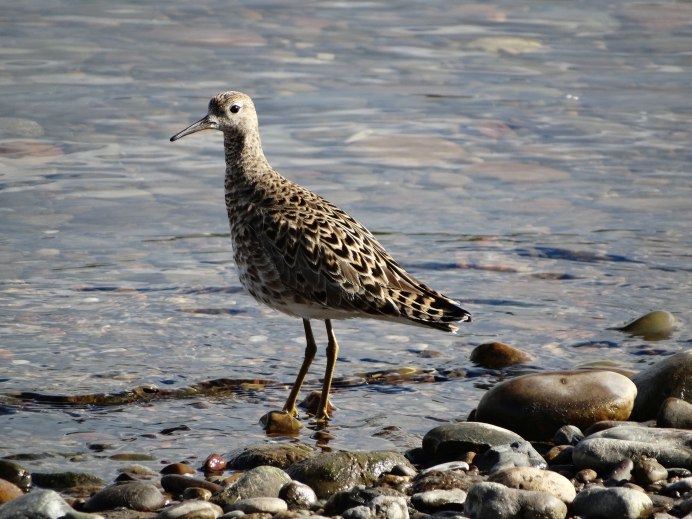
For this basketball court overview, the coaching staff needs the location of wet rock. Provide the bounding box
[633,457,668,486]
[553,425,584,446]
[410,489,467,512]
[31,471,105,492]
[465,481,567,519]
[657,397,692,429]
[160,463,196,476]
[573,425,692,470]
[226,497,288,514]
[487,466,576,504]
[157,500,223,519]
[83,481,166,512]
[411,467,482,494]
[324,486,405,516]
[204,453,227,473]
[0,479,23,505]
[109,452,158,461]
[616,310,677,340]
[286,451,412,498]
[469,342,533,368]
[212,465,291,509]
[571,486,653,519]
[0,460,31,492]
[279,480,317,510]
[474,370,637,439]
[225,441,315,470]
[0,488,101,519]
[631,351,692,421]
[422,422,523,462]
[260,411,303,435]
[474,441,547,472]
[161,474,223,496]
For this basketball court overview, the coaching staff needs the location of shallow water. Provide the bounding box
[1,0,690,480]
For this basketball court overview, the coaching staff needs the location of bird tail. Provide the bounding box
[385,287,471,332]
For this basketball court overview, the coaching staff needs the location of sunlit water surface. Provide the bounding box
[1,0,690,480]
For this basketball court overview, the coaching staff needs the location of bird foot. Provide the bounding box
[260,410,303,435]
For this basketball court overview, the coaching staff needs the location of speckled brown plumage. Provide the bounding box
[171,91,470,423]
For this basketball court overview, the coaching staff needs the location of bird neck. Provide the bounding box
[223,130,271,184]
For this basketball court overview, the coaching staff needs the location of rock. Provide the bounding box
[286,451,412,498]
[631,351,692,421]
[411,467,482,494]
[616,310,677,340]
[0,489,102,519]
[157,500,223,519]
[203,453,227,472]
[657,397,692,429]
[544,445,573,465]
[259,411,303,434]
[211,465,291,509]
[474,370,637,439]
[368,494,409,519]
[662,477,692,496]
[225,441,315,469]
[182,487,213,501]
[161,474,223,496]
[279,480,317,510]
[422,422,523,462]
[31,471,105,492]
[573,425,692,470]
[474,441,547,472]
[225,497,288,514]
[0,460,31,492]
[160,463,196,476]
[0,479,23,505]
[342,505,372,519]
[464,482,567,519]
[633,457,668,485]
[607,458,635,485]
[324,486,405,516]
[420,461,469,475]
[469,342,533,368]
[553,425,584,446]
[487,467,576,504]
[410,489,467,512]
[571,486,653,519]
[83,482,166,512]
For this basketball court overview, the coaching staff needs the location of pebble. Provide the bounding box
[158,500,223,519]
[553,425,584,446]
[464,481,567,519]
[474,440,547,472]
[0,489,102,519]
[212,465,291,509]
[410,488,467,512]
[226,497,288,514]
[183,487,214,501]
[83,481,167,512]
[631,350,692,421]
[286,451,412,498]
[606,458,635,485]
[204,453,228,472]
[0,479,23,505]
[161,462,196,475]
[633,457,668,485]
[570,486,653,519]
[422,422,523,462]
[278,480,318,510]
[616,310,677,340]
[573,425,692,471]
[474,370,637,439]
[324,486,405,516]
[161,474,223,496]
[469,342,533,368]
[0,460,31,492]
[657,397,692,429]
[487,466,576,504]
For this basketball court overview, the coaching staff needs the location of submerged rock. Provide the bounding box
[469,342,533,368]
[616,310,677,340]
[474,370,637,439]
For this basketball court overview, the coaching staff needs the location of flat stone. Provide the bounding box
[287,451,412,498]
[573,425,692,470]
[225,441,316,470]
[475,370,637,439]
[411,489,467,512]
[571,486,653,519]
[464,482,567,519]
[211,465,291,509]
[422,422,523,462]
[31,471,105,491]
[474,440,547,472]
[226,497,288,514]
[631,350,692,421]
[488,467,576,504]
[0,489,103,519]
[157,500,223,519]
[83,482,166,512]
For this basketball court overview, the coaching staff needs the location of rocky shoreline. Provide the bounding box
[0,347,690,519]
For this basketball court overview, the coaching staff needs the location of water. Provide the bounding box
[1,0,690,480]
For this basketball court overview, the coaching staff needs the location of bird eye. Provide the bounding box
[230,104,241,114]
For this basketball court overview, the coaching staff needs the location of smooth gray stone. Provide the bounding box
[411,489,467,512]
[157,500,223,519]
[465,482,567,519]
[571,486,653,519]
[422,422,523,462]
[0,489,102,519]
[226,497,288,514]
[631,350,692,421]
[487,466,576,504]
[474,440,547,472]
[83,482,165,512]
[211,465,291,509]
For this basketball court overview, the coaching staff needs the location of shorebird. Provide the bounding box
[170,91,471,424]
